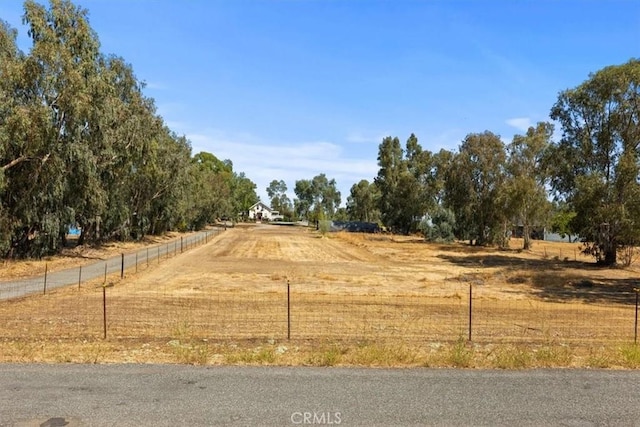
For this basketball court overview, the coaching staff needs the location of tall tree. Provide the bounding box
[549,59,640,265]
[312,173,341,219]
[266,179,291,217]
[294,174,341,221]
[293,179,313,220]
[445,131,507,246]
[375,136,401,229]
[505,122,553,250]
[375,136,411,233]
[231,172,258,219]
[375,134,438,234]
[2,0,103,255]
[346,179,380,222]
[188,151,239,228]
[0,1,258,257]
[0,20,22,254]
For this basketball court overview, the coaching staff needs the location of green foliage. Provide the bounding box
[0,1,256,258]
[444,131,507,246]
[374,134,441,234]
[333,207,349,221]
[294,174,341,221]
[266,179,292,219]
[619,344,640,368]
[346,179,380,222]
[421,206,456,243]
[318,220,331,235]
[187,153,258,227]
[550,204,577,241]
[549,58,640,265]
[504,122,553,250]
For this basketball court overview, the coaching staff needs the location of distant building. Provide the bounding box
[247,202,283,222]
[512,225,546,240]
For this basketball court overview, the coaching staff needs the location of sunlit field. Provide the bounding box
[1,224,639,368]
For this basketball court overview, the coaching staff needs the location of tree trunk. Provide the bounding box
[603,248,617,266]
[523,224,531,250]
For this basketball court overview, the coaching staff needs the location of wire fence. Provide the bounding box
[0,228,223,301]
[0,273,637,347]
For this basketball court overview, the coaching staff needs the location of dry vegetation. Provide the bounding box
[1,224,639,368]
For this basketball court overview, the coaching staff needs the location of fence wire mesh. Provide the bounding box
[0,278,636,346]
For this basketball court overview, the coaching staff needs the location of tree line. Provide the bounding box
[275,59,640,266]
[3,2,638,267]
[0,0,258,258]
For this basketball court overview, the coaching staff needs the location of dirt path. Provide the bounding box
[120,225,386,295]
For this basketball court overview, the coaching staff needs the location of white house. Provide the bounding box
[248,202,283,221]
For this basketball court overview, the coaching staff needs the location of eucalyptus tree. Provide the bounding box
[346,179,380,222]
[0,0,104,255]
[549,59,640,265]
[231,172,258,219]
[374,136,405,232]
[94,56,155,241]
[0,0,258,257]
[432,148,454,204]
[374,134,437,234]
[144,132,192,235]
[294,174,341,221]
[444,131,507,246]
[504,122,553,250]
[266,179,292,217]
[312,173,341,219]
[187,151,232,229]
[293,179,313,220]
[0,20,21,255]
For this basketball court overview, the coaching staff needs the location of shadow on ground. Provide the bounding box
[438,253,640,305]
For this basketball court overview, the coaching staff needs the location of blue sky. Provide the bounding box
[1,1,639,204]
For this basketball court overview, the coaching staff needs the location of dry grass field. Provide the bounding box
[1,223,640,368]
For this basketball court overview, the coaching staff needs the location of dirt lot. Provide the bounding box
[1,224,639,368]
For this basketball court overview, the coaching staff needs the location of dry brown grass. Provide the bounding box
[1,224,639,367]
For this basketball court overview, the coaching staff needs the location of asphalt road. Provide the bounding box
[0,229,222,301]
[1,365,639,426]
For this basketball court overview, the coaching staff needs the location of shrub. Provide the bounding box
[421,207,456,243]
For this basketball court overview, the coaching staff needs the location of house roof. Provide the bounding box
[248,201,274,212]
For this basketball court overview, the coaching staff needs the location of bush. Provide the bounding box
[421,207,456,243]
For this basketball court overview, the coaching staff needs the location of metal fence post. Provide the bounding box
[103,285,107,339]
[635,288,639,345]
[287,281,291,340]
[468,284,473,342]
[78,265,82,290]
[43,263,48,295]
[120,253,124,279]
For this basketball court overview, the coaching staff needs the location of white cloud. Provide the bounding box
[506,117,532,132]
[187,130,378,205]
